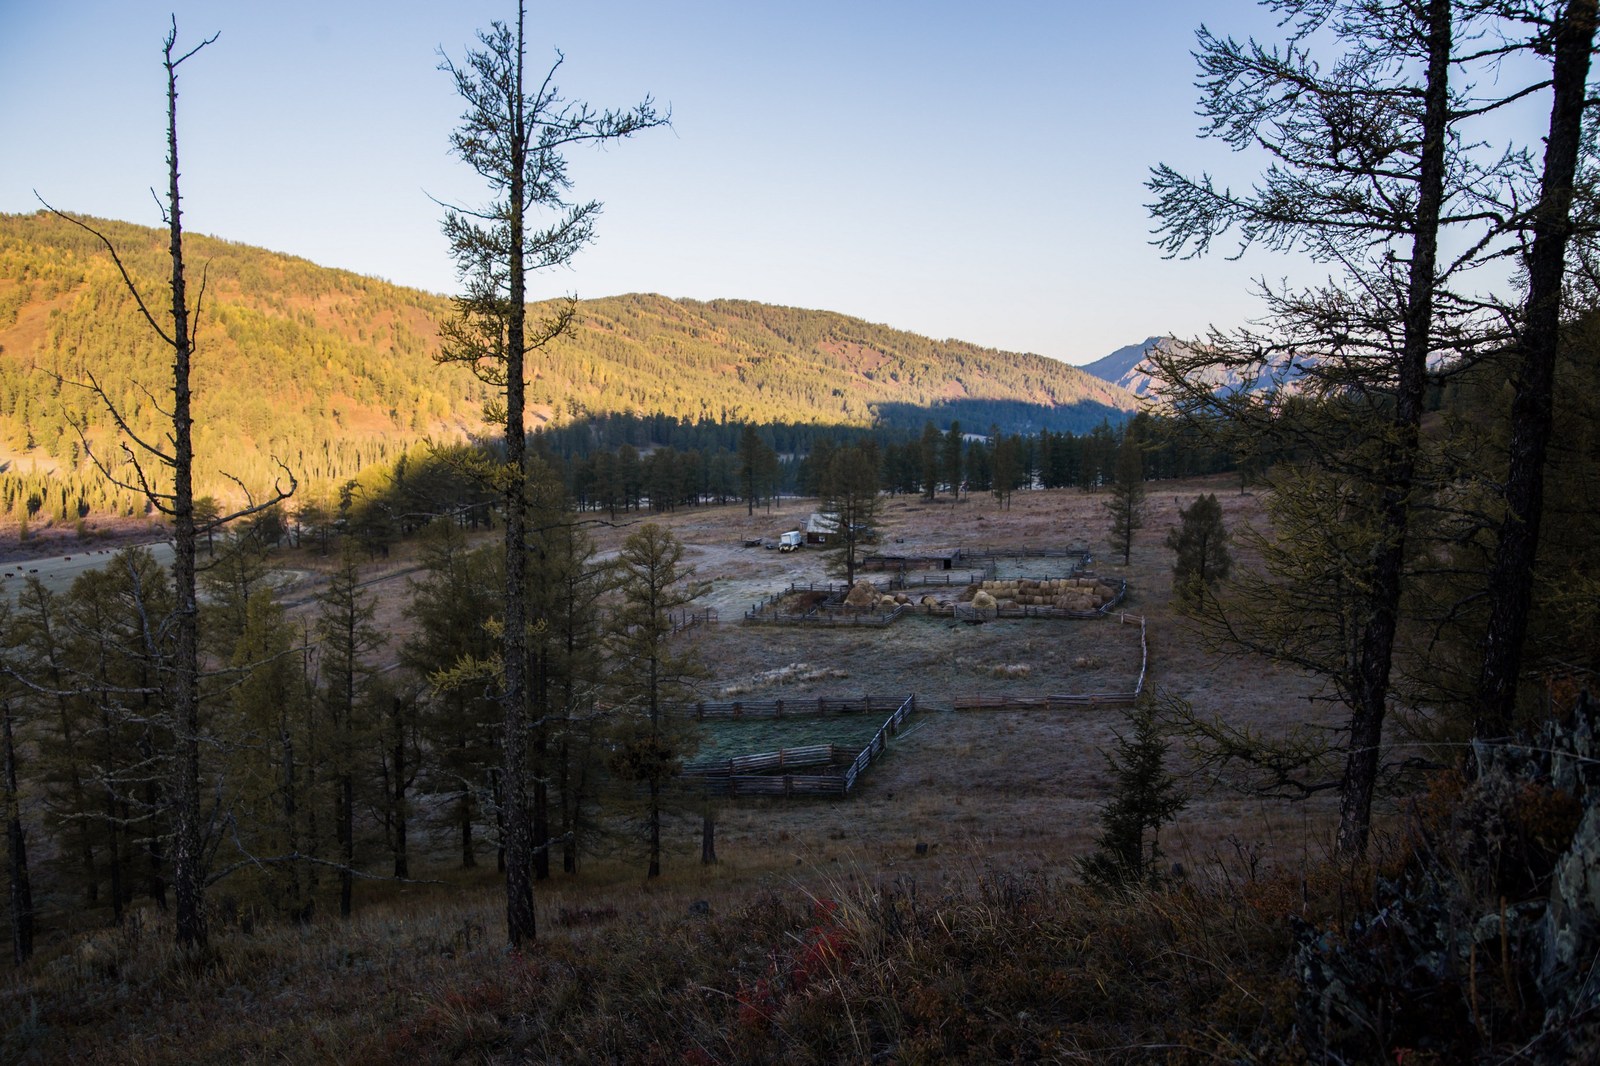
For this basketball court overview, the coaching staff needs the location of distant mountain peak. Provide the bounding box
[1079,336,1184,398]
[1080,334,1311,403]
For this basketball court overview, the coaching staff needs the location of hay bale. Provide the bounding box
[844,581,878,608]
[879,595,898,608]
[957,585,978,603]
[1000,599,1019,610]
[921,595,940,608]
[971,589,998,610]
[894,593,910,604]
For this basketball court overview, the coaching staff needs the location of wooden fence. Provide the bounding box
[743,581,909,626]
[668,607,718,635]
[952,614,1148,711]
[681,694,916,797]
[954,546,1091,565]
[888,570,987,590]
[744,575,1123,627]
[667,694,910,720]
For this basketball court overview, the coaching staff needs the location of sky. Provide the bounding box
[3,1,1320,365]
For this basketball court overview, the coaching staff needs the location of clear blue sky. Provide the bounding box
[2,0,1304,365]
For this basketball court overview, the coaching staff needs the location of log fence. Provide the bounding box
[745,575,1124,627]
[744,581,910,625]
[681,694,916,798]
[667,607,718,635]
[667,694,908,720]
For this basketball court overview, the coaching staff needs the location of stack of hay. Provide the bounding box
[963,577,1115,612]
[843,581,879,608]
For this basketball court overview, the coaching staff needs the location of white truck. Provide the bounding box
[778,530,804,552]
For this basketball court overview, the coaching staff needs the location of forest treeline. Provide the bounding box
[253,408,1230,560]
[0,397,1231,949]
[0,211,1135,531]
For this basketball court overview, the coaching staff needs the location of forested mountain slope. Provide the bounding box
[0,211,1134,519]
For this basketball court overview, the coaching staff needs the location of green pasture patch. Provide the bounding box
[685,709,897,762]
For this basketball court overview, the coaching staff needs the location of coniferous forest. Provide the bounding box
[0,211,1136,534]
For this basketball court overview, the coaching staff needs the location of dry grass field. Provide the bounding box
[5,477,1340,893]
[355,475,1335,891]
[4,478,1535,1064]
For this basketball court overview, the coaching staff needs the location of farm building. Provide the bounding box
[804,512,839,545]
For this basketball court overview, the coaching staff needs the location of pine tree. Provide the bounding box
[919,422,940,500]
[0,602,35,962]
[1166,494,1232,606]
[820,439,883,587]
[942,421,964,496]
[1076,699,1187,891]
[404,520,502,870]
[1104,434,1145,566]
[222,590,311,918]
[316,543,382,918]
[606,524,708,879]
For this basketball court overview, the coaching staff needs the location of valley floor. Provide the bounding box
[4,477,1370,1063]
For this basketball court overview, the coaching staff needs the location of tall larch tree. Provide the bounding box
[1474,0,1598,737]
[316,543,382,919]
[1144,0,1515,857]
[437,0,665,945]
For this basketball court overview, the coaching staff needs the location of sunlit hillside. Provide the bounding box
[0,211,1135,524]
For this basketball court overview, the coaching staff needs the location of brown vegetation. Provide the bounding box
[2,478,1357,1059]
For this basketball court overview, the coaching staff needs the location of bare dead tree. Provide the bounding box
[34,18,296,950]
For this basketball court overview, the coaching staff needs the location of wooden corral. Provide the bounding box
[681,695,915,797]
[667,607,718,634]
[860,544,1091,577]
[743,574,1124,626]
[858,549,961,572]
[743,582,907,626]
[667,694,910,720]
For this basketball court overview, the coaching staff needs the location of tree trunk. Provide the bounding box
[3,705,34,963]
[700,807,716,866]
[338,770,353,918]
[532,648,549,882]
[497,0,538,951]
[1474,0,1597,739]
[392,701,408,880]
[139,730,167,910]
[156,28,208,952]
[280,716,304,917]
[648,779,662,879]
[1334,0,1450,860]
